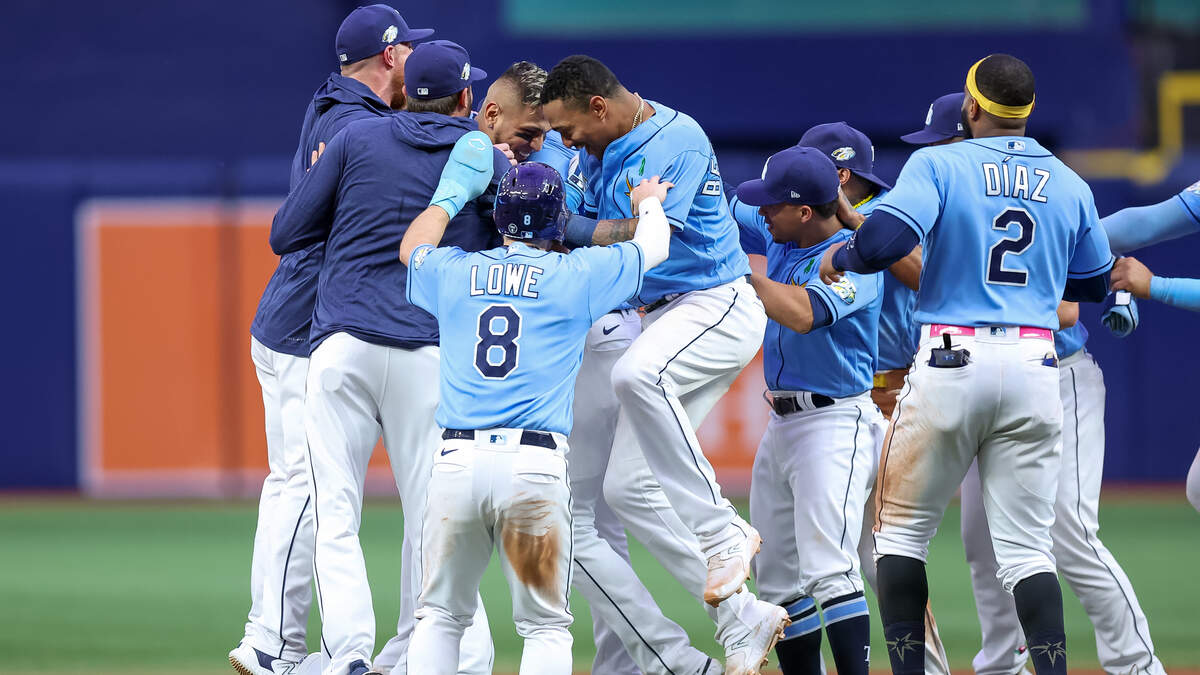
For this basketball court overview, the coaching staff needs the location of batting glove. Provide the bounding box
[430,130,495,220]
[1101,292,1139,338]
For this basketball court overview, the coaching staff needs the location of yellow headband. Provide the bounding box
[966,58,1034,119]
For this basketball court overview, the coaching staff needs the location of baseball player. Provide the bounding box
[530,130,714,675]
[231,7,436,675]
[736,121,952,675]
[269,40,506,675]
[399,136,671,674]
[734,146,884,675]
[819,54,1114,675]
[541,55,791,675]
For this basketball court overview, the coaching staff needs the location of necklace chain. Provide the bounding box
[632,95,645,130]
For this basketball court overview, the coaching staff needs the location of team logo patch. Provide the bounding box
[382,25,398,43]
[1006,140,1026,151]
[831,146,856,161]
[1186,180,1200,195]
[411,246,431,269]
[461,62,471,80]
[924,104,934,125]
[829,277,857,304]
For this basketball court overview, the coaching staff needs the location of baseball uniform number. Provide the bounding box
[475,304,522,379]
[987,208,1036,286]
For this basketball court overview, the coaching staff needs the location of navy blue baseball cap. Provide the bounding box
[405,40,487,100]
[336,5,433,66]
[798,122,891,191]
[901,93,966,145]
[735,146,840,207]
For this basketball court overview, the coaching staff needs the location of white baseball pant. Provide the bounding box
[750,394,882,605]
[242,336,315,663]
[874,327,1063,593]
[409,431,574,675]
[610,277,767,557]
[569,311,717,675]
[304,332,490,675]
[961,350,1166,675]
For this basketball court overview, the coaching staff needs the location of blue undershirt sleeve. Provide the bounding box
[1150,276,1200,312]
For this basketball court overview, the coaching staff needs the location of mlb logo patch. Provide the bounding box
[417,87,429,96]
[1006,140,1026,151]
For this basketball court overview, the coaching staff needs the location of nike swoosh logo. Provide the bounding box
[440,448,458,456]
[602,324,618,335]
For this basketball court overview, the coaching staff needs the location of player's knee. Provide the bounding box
[610,351,654,401]
[600,470,634,517]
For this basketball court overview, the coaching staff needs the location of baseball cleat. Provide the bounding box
[228,643,301,675]
[704,525,762,606]
[722,600,789,675]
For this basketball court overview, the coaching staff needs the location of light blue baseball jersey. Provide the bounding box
[527,130,585,214]
[590,100,750,304]
[735,214,882,397]
[858,192,921,370]
[407,241,644,436]
[876,136,1114,329]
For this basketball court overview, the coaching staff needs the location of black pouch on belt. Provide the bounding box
[929,333,970,368]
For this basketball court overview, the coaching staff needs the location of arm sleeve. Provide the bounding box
[1063,270,1111,303]
[806,288,833,329]
[730,196,769,256]
[656,150,712,229]
[405,245,457,315]
[872,150,945,239]
[1150,276,1200,312]
[806,268,882,324]
[578,242,645,321]
[269,127,347,254]
[833,211,921,273]
[1101,193,1200,254]
[1068,200,1116,279]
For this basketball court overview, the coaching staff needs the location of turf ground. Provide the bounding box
[1,494,1197,674]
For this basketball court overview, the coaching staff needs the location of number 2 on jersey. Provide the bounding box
[475,304,521,379]
[986,208,1036,286]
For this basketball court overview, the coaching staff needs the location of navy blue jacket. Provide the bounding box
[270,112,506,352]
[250,74,393,356]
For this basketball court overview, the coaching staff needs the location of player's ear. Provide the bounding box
[483,100,501,128]
[800,204,813,222]
[590,95,607,121]
[837,168,851,186]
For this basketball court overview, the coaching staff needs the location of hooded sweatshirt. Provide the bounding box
[270,112,507,351]
[250,74,393,357]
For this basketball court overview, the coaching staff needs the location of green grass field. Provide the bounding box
[1,495,1197,674]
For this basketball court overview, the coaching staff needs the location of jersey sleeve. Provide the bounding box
[1068,200,1116,279]
[405,244,462,315]
[575,242,645,321]
[1101,189,1200,254]
[655,150,713,229]
[730,196,769,256]
[873,150,944,239]
[806,268,881,324]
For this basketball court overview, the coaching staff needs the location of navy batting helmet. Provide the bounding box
[493,161,567,241]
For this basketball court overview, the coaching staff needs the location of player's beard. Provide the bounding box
[960,108,974,139]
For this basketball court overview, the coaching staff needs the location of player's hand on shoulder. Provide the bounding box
[494,142,517,166]
[630,175,674,213]
[1110,256,1153,300]
[819,241,847,285]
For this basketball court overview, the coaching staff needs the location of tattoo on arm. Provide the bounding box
[592,218,638,245]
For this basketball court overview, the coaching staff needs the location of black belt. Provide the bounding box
[442,428,557,449]
[641,274,752,315]
[771,393,836,415]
